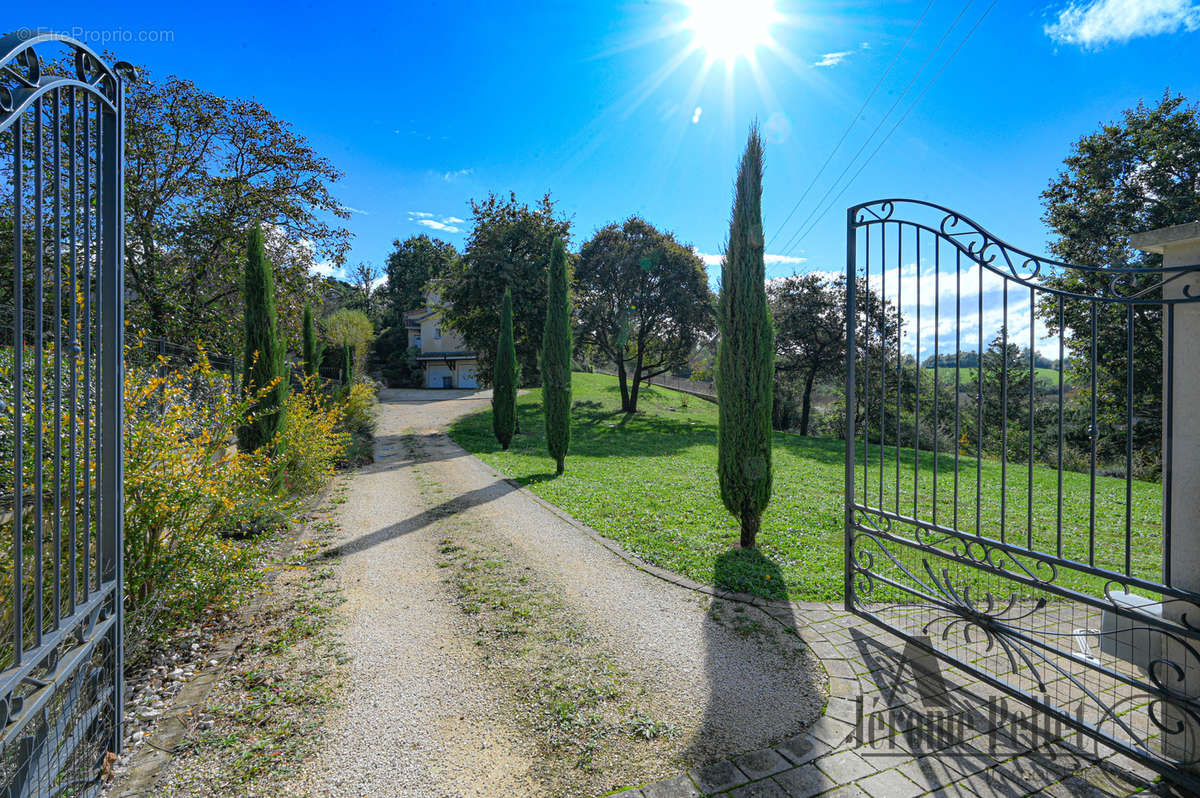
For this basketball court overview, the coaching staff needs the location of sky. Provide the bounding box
[14,0,1200,353]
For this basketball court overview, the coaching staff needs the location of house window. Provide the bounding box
[413,336,421,348]
[434,326,442,340]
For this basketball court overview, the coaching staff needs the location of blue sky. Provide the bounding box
[17,0,1200,293]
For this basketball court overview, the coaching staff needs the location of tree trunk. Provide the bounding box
[617,359,632,412]
[555,457,564,475]
[740,512,759,548]
[799,368,817,436]
[628,366,642,413]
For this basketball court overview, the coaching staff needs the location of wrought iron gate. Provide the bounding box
[0,31,128,796]
[844,198,1200,788]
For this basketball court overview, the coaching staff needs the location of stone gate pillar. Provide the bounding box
[1131,221,1200,765]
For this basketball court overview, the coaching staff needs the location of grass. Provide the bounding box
[448,373,1162,602]
[923,365,1065,391]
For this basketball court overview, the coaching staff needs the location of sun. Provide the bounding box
[683,0,780,64]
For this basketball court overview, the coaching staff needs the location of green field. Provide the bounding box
[923,365,1065,390]
[448,373,1160,602]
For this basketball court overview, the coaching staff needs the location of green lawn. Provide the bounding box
[448,373,1161,602]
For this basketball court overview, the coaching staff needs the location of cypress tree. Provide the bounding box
[237,225,288,452]
[302,302,319,377]
[493,288,518,450]
[541,238,572,474]
[716,123,774,548]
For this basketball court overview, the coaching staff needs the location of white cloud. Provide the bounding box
[813,50,853,67]
[442,168,474,181]
[1045,0,1200,48]
[417,219,462,233]
[694,251,808,267]
[343,205,370,215]
[311,260,341,279]
[692,106,703,124]
[408,211,464,234]
[765,254,808,266]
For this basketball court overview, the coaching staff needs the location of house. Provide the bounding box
[402,291,480,389]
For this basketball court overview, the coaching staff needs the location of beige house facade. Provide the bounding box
[403,292,480,389]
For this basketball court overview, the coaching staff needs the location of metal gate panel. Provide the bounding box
[845,199,1200,789]
[0,31,127,797]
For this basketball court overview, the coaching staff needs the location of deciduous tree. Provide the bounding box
[440,192,571,385]
[768,273,844,435]
[1037,92,1200,474]
[575,217,714,413]
[383,235,458,322]
[120,68,350,352]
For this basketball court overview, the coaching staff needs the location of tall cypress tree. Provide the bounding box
[541,238,572,474]
[717,124,774,548]
[302,302,319,377]
[493,288,518,450]
[238,225,288,452]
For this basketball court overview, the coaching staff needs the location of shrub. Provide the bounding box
[277,377,349,497]
[123,353,283,659]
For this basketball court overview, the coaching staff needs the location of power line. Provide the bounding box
[782,0,999,255]
[766,0,937,250]
[774,0,977,258]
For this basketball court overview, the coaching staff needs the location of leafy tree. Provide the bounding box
[118,67,350,352]
[383,235,458,322]
[440,192,571,385]
[324,308,374,383]
[575,217,714,412]
[301,303,322,377]
[348,262,385,324]
[493,289,518,449]
[717,125,774,549]
[768,273,845,435]
[237,226,287,452]
[542,238,572,474]
[1037,92,1200,475]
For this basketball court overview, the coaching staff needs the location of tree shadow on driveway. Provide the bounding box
[321,479,517,558]
[684,548,826,768]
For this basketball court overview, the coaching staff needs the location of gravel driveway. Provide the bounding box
[285,388,827,797]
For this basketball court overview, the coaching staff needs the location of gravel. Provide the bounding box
[284,388,826,796]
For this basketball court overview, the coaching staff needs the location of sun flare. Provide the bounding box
[683,0,780,64]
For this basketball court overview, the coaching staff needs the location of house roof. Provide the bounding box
[416,351,476,361]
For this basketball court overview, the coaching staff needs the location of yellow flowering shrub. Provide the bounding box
[0,336,371,665]
[277,376,349,498]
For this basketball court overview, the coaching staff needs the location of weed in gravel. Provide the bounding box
[439,538,680,784]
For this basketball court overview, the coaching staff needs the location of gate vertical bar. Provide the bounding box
[844,206,857,613]
[99,68,126,754]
